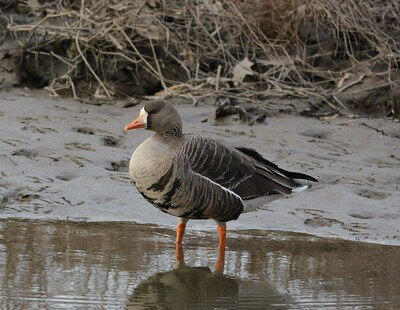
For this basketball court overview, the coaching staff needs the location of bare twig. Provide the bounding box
[75,36,111,98]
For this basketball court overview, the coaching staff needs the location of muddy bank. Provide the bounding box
[0,90,399,244]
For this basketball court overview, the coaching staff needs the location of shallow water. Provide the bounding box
[0,220,399,309]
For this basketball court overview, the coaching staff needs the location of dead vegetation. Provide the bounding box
[2,0,400,117]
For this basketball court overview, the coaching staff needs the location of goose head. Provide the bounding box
[125,100,182,137]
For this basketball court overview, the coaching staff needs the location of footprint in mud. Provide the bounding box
[349,211,375,220]
[304,216,343,228]
[64,142,95,151]
[384,128,400,140]
[343,222,370,233]
[65,155,93,167]
[73,127,119,147]
[73,127,95,135]
[305,152,337,162]
[389,154,400,161]
[4,192,41,203]
[102,135,119,147]
[21,126,58,134]
[1,137,28,147]
[0,196,10,207]
[379,213,399,220]
[16,193,40,202]
[11,148,38,159]
[302,129,331,140]
[366,156,400,168]
[355,189,387,200]
[18,116,39,123]
[222,128,256,138]
[296,208,329,216]
[106,159,129,172]
[55,173,77,181]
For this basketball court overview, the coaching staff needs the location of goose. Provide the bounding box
[125,100,317,271]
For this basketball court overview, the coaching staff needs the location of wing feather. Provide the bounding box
[181,135,317,199]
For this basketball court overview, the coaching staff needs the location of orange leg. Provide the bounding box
[175,219,187,262]
[215,224,226,272]
[175,242,184,263]
[176,221,186,244]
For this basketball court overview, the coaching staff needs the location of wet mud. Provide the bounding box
[0,91,399,244]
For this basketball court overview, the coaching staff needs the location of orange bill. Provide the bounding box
[124,115,145,130]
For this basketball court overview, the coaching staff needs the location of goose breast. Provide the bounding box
[129,135,175,203]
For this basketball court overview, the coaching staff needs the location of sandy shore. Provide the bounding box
[0,90,399,245]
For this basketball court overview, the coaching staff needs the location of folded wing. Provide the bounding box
[180,135,317,199]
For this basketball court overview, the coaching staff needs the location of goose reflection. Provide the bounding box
[127,244,286,309]
[175,241,225,273]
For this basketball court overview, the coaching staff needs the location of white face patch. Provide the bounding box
[139,107,149,126]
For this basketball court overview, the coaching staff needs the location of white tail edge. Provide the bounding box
[292,185,309,193]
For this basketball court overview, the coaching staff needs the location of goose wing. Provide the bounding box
[169,153,244,222]
[180,135,316,199]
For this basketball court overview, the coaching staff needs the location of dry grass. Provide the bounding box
[5,0,400,115]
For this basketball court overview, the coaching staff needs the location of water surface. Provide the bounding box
[0,220,399,309]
